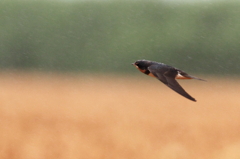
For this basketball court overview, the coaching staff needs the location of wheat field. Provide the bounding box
[0,72,240,159]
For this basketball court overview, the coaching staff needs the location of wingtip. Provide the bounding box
[190,97,197,102]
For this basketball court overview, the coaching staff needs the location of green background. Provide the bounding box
[1,1,240,75]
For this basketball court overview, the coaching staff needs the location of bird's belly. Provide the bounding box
[176,74,191,79]
[148,72,156,77]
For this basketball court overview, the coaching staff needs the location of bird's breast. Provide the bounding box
[138,68,155,77]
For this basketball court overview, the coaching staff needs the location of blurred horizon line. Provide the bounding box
[1,0,229,3]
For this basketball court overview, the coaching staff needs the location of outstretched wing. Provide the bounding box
[148,65,196,102]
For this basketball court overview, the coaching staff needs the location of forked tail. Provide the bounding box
[177,71,206,81]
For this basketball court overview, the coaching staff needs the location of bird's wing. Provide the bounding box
[148,65,196,102]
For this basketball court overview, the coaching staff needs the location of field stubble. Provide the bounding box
[0,72,240,159]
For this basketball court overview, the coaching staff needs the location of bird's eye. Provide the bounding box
[135,62,138,65]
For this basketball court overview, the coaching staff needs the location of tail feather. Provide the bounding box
[185,74,206,81]
[177,71,206,81]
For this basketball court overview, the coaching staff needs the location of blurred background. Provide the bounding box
[1,0,240,159]
[1,0,240,74]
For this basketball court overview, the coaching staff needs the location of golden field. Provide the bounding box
[0,72,240,159]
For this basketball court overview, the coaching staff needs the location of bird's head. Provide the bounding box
[132,59,152,70]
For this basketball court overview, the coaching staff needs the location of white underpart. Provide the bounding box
[177,73,184,77]
[176,72,186,79]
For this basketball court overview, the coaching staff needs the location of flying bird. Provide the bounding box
[132,59,205,102]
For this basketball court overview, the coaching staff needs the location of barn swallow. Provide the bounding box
[132,59,206,102]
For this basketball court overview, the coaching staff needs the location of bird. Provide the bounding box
[132,59,206,102]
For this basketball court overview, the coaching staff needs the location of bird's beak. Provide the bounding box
[131,63,135,65]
